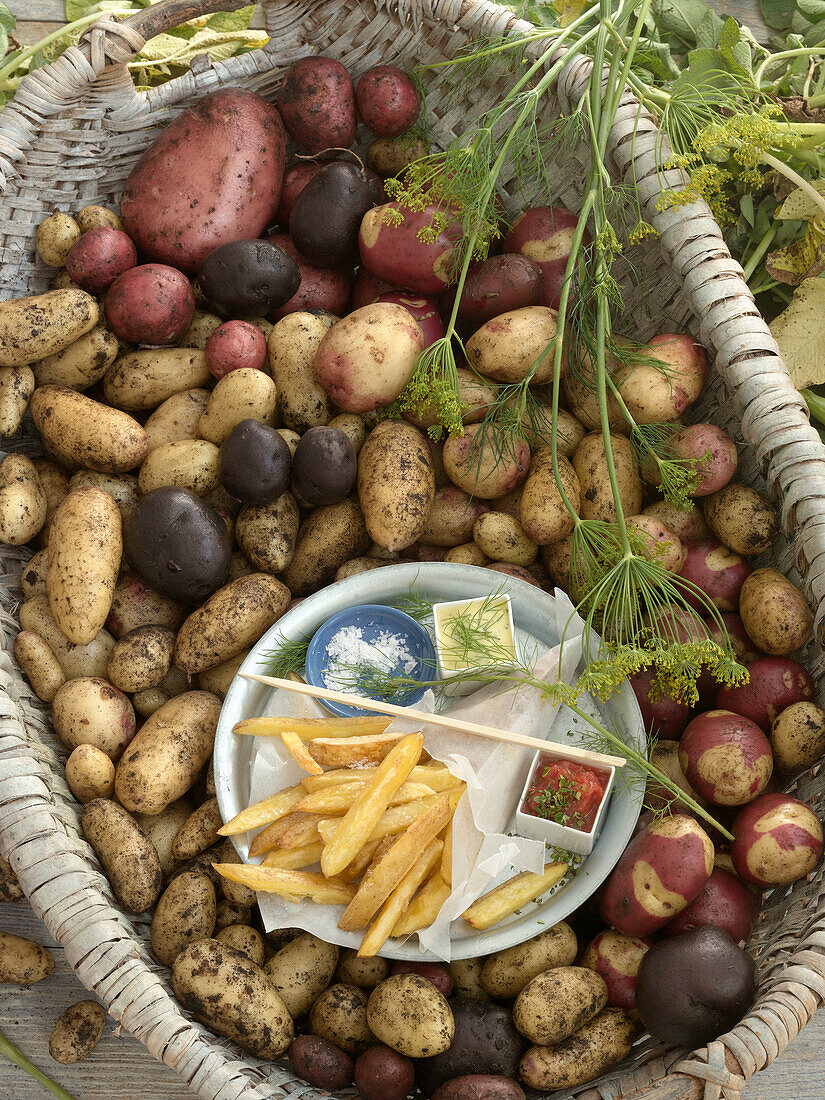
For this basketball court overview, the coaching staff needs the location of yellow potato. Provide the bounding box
[0,931,54,984]
[336,950,390,989]
[76,205,123,233]
[0,364,35,437]
[170,797,222,861]
[174,573,291,674]
[703,483,780,556]
[328,413,367,455]
[198,367,278,445]
[481,922,578,998]
[405,367,496,431]
[20,548,48,599]
[236,493,300,575]
[144,388,211,453]
[33,459,70,529]
[277,428,301,456]
[36,212,81,267]
[519,1007,636,1091]
[443,423,531,500]
[562,340,629,432]
[445,542,490,567]
[309,983,374,1056]
[133,798,192,877]
[33,325,119,390]
[473,510,538,565]
[269,311,337,431]
[282,497,370,596]
[420,486,487,548]
[0,455,47,546]
[0,290,98,367]
[178,310,222,349]
[13,629,65,702]
[107,573,185,638]
[264,933,339,1017]
[48,1001,106,1064]
[519,448,580,545]
[81,798,162,912]
[138,439,220,497]
[107,625,175,693]
[335,557,386,581]
[739,567,813,655]
[513,966,609,1045]
[151,872,217,966]
[357,420,435,551]
[104,348,210,411]
[51,676,135,760]
[215,924,266,966]
[366,973,454,1057]
[572,432,642,522]
[65,744,116,803]
[448,957,489,1001]
[69,471,139,522]
[770,701,825,773]
[18,594,115,679]
[31,386,149,473]
[197,648,248,697]
[46,487,121,644]
[465,306,558,383]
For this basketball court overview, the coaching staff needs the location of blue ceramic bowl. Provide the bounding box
[305,604,437,717]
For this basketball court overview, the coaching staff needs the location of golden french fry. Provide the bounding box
[321,733,423,877]
[302,764,458,792]
[280,730,324,775]
[234,715,391,740]
[262,841,324,870]
[462,862,568,930]
[296,780,435,814]
[338,793,451,931]
[391,870,452,937]
[440,820,453,887]
[357,839,443,958]
[307,732,408,767]
[249,811,321,856]
[216,786,303,836]
[338,838,383,883]
[318,787,464,846]
[213,863,355,905]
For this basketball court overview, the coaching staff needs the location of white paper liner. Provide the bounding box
[246,589,586,961]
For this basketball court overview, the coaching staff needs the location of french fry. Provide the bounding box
[461,862,568,930]
[249,811,321,856]
[301,764,459,792]
[317,788,464,846]
[307,732,408,767]
[338,793,452,931]
[391,870,452,937]
[233,715,391,740]
[320,733,423,877]
[440,820,453,887]
[338,838,383,883]
[213,863,356,905]
[296,780,435,814]
[262,842,324,870]
[216,786,304,836]
[280,730,324,775]
[357,839,443,957]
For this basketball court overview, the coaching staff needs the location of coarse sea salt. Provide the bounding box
[323,624,417,692]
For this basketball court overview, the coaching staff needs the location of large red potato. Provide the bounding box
[599,814,714,936]
[705,613,761,664]
[266,233,352,318]
[351,267,399,309]
[66,228,136,295]
[457,254,543,325]
[502,205,589,311]
[678,710,773,807]
[278,57,356,154]
[104,264,194,347]
[121,88,285,272]
[664,867,759,943]
[359,202,460,294]
[678,538,750,612]
[581,930,652,1010]
[731,792,823,886]
[715,655,814,732]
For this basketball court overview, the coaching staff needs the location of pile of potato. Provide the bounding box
[0,49,823,1100]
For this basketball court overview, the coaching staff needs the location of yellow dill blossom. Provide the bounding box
[628,219,656,244]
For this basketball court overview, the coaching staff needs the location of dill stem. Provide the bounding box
[742,223,778,284]
[0,1028,77,1100]
[754,46,825,89]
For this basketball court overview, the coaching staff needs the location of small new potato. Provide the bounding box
[480,923,577,999]
[292,426,358,507]
[448,957,488,1001]
[36,212,81,267]
[703,483,779,556]
[52,677,136,761]
[336,950,390,989]
[179,311,222,350]
[106,625,175,694]
[81,798,162,913]
[107,573,186,638]
[66,227,137,294]
[0,932,54,985]
[20,548,49,599]
[643,499,711,542]
[367,131,429,178]
[432,1077,526,1100]
[104,264,194,346]
[672,423,738,495]
[13,629,65,703]
[138,439,220,497]
[770,701,825,773]
[172,938,293,1058]
[269,311,337,431]
[627,514,686,573]
[0,454,47,546]
[0,289,98,368]
[309,983,374,1057]
[144,389,211,452]
[282,497,371,596]
[170,797,222,861]
[0,364,35,436]
[69,471,138,520]
[0,856,22,902]
[278,56,356,153]
[446,543,490,567]
[513,967,608,1045]
[289,1035,354,1092]
[404,367,496,433]
[150,872,217,966]
[465,306,558,384]
[581,930,651,1010]
[458,254,543,325]
[616,333,708,423]
[519,449,580,545]
[31,386,149,474]
[19,595,115,680]
[357,64,420,136]
[104,348,210,412]
[473,512,537,566]
[359,202,459,295]
[236,494,300,575]
[49,1001,106,1064]
[738,568,813,655]
[264,933,339,1017]
[77,205,123,233]
[197,649,248,697]
[205,320,267,378]
[444,423,531,500]
[679,710,773,806]
[133,798,192,877]
[65,744,116,803]
[421,487,488,547]
[678,538,750,612]
[367,974,454,1058]
[665,867,759,944]
[354,1044,414,1100]
[215,925,266,966]
[573,432,642,522]
[198,367,278,446]
[357,420,435,550]
[199,239,300,319]
[328,413,367,454]
[518,1008,636,1091]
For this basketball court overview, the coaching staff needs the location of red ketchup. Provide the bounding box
[522,756,609,833]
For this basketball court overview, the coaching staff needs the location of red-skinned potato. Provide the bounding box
[672,423,738,495]
[443,424,531,500]
[715,655,814,732]
[457,254,543,325]
[679,710,773,806]
[267,232,352,318]
[488,562,540,586]
[432,1077,526,1100]
[104,264,194,346]
[627,515,685,573]
[121,87,285,272]
[288,1034,354,1091]
[705,613,761,664]
[205,321,267,379]
[356,65,420,137]
[581,930,652,1010]
[359,202,460,294]
[377,292,445,346]
[351,267,399,309]
[642,500,711,542]
[769,700,825,773]
[404,541,447,562]
[678,538,751,611]
[314,303,424,412]
[664,867,759,943]
[354,1045,415,1100]
[276,161,323,226]
[503,205,589,310]
[390,960,454,997]
[731,792,823,886]
[420,486,489,547]
[66,228,137,294]
[599,814,714,936]
[629,671,690,738]
[277,57,356,153]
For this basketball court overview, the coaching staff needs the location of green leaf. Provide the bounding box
[206,6,255,32]
[0,3,14,33]
[760,0,795,29]
[651,0,724,48]
[770,276,825,386]
[797,0,825,16]
[775,179,825,220]
[767,217,825,283]
[695,10,722,48]
[134,26,268,70]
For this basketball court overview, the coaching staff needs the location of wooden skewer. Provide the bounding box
[238,672,626,769]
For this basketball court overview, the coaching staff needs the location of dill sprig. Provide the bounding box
[260,634,311,679]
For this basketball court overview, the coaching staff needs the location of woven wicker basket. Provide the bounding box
[1,1,825,1097]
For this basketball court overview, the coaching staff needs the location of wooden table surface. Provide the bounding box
[2,1,819,1098]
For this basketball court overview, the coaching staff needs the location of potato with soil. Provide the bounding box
[359,202,460,295]
[480,922,577,999]
[0,454,47,546]
[432,1077,526,1100]
[289,1035,354,1092]
[444,423,531,500]
[215,925,265,966]
[121,87,286,272]
[665,866,759,943]
[134,798,192,877]
[770,701,825,773]
[76,205,122,233]
[731,792,823,886]
[70,471,139,521]
[138,439,220,498]
[219,419,293,506]
[52,677,136,761]
[599,814,714,935]
[0,363,35,436]
[573,432,642,522]
[36,212,81,267]
[367,974,453,1058]
[292,426,358,506]
[66,227,137,295]
[236,493,300,575]
[49,1001,106,1064]
[19,595,115,680]
[357,64,420,136]
[65,744,116,803]
[519,1007,636,1091]
[519,448,580,545]
[172,938,293,1058]
[81,798,162,912]
[581,930,652,1010]
[616,333,708,423]
[283,496,371,596]
[264,933,339,1017]
[678,538,750,612]
[628,514,686,573]
[291,160,383,267]
[367,131,429,178]
[104,348,209,412]
[670,423,738,495]
[13,630,65,703]
[457,254,543,326]
[33,326,119,392]
[738,568,813,655]
[47,487,121,645]
[679,710,773,806]
[31,386,149,474]
[269,311,337,431]
[336,951,391,990]
[0,289,98,367]
[644,499,711,542]
[473,512,537,566]
[703,483,779,556]
[421,487,489,547]
[144,389,211,453]
[106,626,175,694]
[0,856,22,902]
[636,927,755,1046]
[114,690,221,815]
[716,655,813,731]
[0,932,54,984]
[416,998,524,1095]
[465,307,558,384]
[268,232,353,318]
[277,56,357,153]
[174,573,290,674]
[150,872,217,966]
[104,264,194,347]
[513,967,608,1045]
[404,368,496,432]
[171,798,222,860]
[309,983,374,1057]
[357,420,435,551]
[198,367,279,446]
